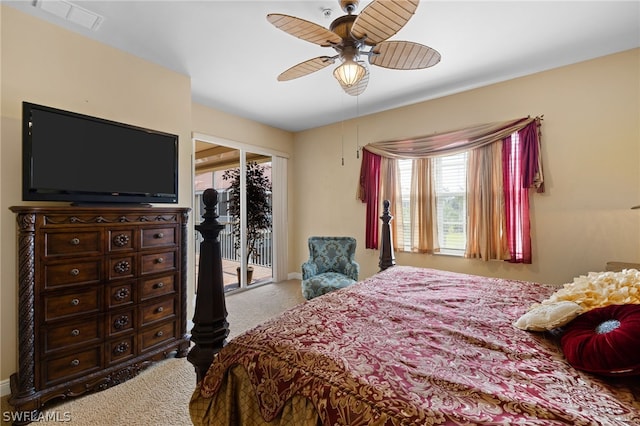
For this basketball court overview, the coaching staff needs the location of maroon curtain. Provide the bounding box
[520,119,544,193]
[502,129,534,264]
[358,149,381,249]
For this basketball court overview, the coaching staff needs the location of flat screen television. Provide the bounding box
[23,102,179,205]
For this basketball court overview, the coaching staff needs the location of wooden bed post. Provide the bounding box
[188,189,229,382]
[379,199,396,271]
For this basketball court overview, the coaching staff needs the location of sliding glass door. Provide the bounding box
[232,150,273,289]
[194,137,285,292]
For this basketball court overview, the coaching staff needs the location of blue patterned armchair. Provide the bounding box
[301,236,359,300]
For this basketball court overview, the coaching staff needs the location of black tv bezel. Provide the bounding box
[22,102,179,205]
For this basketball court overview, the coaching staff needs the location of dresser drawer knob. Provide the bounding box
[71,329,80,336]
[114,260,130,274]
[114,287,130,301]
[113,234,130,247]
[155,282,164,289]
[155,232,164,239]
[70,359,80,367]
[71,298,80,306]
[157,306,164,313]
[70,268,80,276]
[114,315,130,330]
[113,342,130,355]
[155,257,164,264]
[70,238,80,245]
[156,331,164,337]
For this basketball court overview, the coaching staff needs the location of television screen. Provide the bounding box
[23,102,178,204]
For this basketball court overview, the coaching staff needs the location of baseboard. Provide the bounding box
[288,272,302,280]
[1,378,10,397]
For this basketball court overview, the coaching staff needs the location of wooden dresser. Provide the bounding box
[8,206,190,417]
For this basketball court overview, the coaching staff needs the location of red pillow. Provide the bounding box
[560,304,640,376]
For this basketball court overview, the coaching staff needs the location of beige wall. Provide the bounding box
[292,48,640,286]
[191,103,293,156]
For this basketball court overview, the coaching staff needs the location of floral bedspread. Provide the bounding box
[195,266,640,425]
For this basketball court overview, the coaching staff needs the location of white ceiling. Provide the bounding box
[6,1,640,132]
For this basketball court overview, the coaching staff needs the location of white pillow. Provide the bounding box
[514,301,582,331]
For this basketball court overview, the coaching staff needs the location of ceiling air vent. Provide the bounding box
[33,0,103,31]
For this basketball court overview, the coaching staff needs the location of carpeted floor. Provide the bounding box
[1,279,305,425]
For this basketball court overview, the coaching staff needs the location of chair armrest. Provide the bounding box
[344,261,360,281]
[301,261,318,280]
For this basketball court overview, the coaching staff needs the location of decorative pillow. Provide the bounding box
[514,301,582,331]
[541,269,640,312]
[560,304,640,376]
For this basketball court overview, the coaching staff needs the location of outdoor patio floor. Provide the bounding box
[194,255,274,291]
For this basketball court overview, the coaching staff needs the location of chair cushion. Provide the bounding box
[308,237,357,278]
[560,304,640,376]
[301,272,356,300]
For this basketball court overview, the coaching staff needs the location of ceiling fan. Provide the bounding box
[267,0,441,96]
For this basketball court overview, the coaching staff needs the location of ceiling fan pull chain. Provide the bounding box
[341,95,345,166]
[356,95,360,159]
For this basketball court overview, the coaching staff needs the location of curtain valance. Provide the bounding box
[363,117,536,159]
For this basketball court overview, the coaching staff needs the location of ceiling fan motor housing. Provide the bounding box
[329,14,357,42]
[329,15,362,61]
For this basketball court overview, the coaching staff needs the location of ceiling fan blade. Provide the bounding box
[340,64,369,96]
[277,56,336,81]
[267,14,342,47]
[351,0,419,45]
[370,41,441,70]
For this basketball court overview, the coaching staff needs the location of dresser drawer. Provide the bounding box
[140,274,175,301]
[44,260,101,289]
[44,316,102,354]
[43,346,102,386]
[141,227,176,248]
[44,231,101,258]
[140,297,175,326]
[108,255,136,280]
[106,335,136,365]
[107,228,135,252]
[140,250,176,275]
[106,281,135,308]
[140,321,176,352]
[44,287,101,322]
[107,308,135,336]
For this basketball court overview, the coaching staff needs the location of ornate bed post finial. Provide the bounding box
[188,189,229,382]
[379,200,396,271]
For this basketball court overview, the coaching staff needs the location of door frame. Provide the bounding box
[192,132,289,289]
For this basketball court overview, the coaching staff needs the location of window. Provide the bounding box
[434,152,467,253]
[398,152,468,254]
[505,131,524,259]
[397,159,411,252]
[396,136,526,257]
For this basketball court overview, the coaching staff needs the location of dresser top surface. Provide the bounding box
[10,205,190,214]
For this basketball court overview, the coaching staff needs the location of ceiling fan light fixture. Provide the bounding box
[333,59,366,87]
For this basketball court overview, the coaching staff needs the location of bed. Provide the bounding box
[188,193,640,425]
